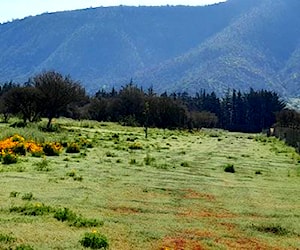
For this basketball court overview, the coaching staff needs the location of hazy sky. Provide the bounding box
[0,0,226,23]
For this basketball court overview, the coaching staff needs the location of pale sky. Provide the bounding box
[0,0,226,23]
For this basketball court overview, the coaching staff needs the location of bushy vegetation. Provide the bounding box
[34,158,51,171]
[223,164,235,173]
[80,231,109,249]
[53,207,77,222]
[66,142,81,153]
[10,203,53,216]
[2,152,18,164]
[0,72,285,133]
[42,142,62,156]
[276,109,300,128]
[251,224,292,236]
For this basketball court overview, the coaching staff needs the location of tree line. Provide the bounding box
[0,71,286,133]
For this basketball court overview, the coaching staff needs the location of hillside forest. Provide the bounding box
[0,71,286,134]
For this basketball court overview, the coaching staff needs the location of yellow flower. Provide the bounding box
[92,229,97,234]
[11,134,25,142]
[25,141,43,153]
[35,202,42,207]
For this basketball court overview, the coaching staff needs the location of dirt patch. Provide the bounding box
[183,189,216,201]
[178,208,235,219]
[157,230,215,250]
[219,222,237,231]
[182,229,216,239]
[159,237,206,250]
[215,237,282,250]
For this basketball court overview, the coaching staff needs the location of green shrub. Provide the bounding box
[251,224,291,236]
[43,142,62,156]
[66,169,76,177]
[39,124,60,132]
[9,191,19,198]
[80,231,109,249]
[105,151,116,157]
[73,175,83,182]
[80,152,87,157]
[126,137,137,142]
[12,143,26,155]
[34,158,51,171]
[21,192,33,201]
[241,154,250,158]
[180,161,190,168]
[54,207,77,222]
[224,164,235,173]
[66,143,81,153]
[144,154,155,166]
[128,142,143,150]
[111,134,119,140]
[77,138,93,149]
[226,155,237,160]
[2,153,18,164]
[31,151,44,157]
[54,208,102,227]
[129,159,136,165]
[9,203,53,216]
[70,217,103,228]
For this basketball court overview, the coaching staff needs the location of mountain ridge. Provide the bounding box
[0,0,299,97]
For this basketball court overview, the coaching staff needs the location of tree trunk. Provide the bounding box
[47,117,52,129]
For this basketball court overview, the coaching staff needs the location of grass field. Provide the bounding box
[0,119,299,250]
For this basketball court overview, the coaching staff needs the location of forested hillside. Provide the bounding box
[0,0,300,97]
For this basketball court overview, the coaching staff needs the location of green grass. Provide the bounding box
[0,119,299,249]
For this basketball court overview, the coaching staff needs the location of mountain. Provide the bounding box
[134,0,300,96]
[0,0,300,97]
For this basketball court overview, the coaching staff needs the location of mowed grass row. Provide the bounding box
[0,119,299,249]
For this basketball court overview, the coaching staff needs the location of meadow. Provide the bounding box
[0,119,299,250]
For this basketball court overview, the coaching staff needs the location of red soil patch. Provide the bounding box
[182,229,216,239]
[219,222,236,231]
[178,208,236,219]
[215,237,282,250]
[183,189,216,201]
[159,237,206,250]
[158,230,215,250]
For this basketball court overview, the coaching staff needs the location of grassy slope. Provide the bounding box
[0,119,299,249]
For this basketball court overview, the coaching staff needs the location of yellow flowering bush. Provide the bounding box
[0,137,20,151]
[25,141,43,156]
[11,134,25,142]
[0,134,63,163]
[43,142,63,156]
